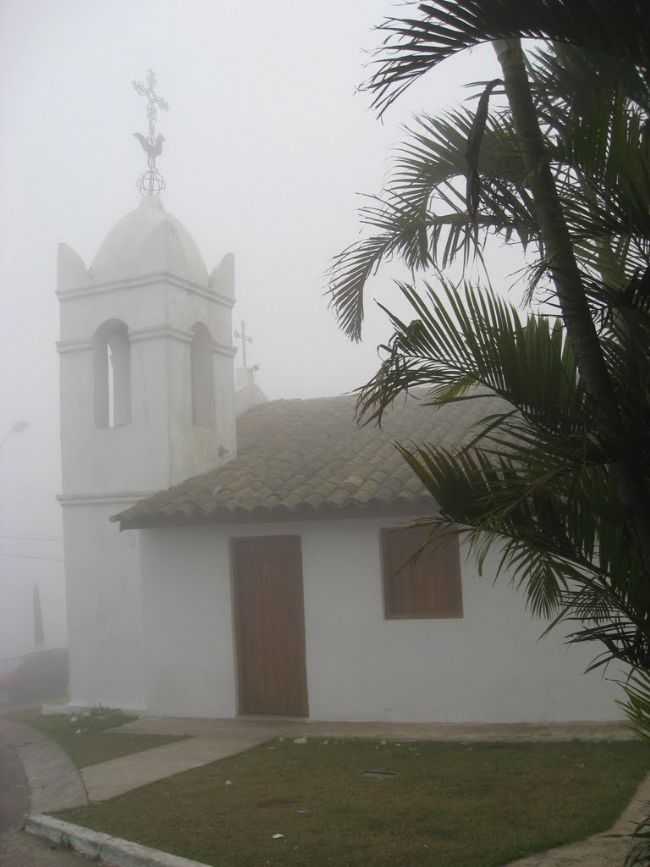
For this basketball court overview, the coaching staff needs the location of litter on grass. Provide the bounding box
[363,768,398,780]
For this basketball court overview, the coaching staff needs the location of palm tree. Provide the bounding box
[331,6,650,858]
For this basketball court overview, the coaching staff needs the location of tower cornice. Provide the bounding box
[56,271,234,309]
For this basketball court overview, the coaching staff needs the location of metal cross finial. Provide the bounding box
[234,320,253,369]
[132,69,169,195]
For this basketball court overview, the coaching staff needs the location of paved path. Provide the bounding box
[81,733,268,801]
[0,719,87,813]
[0,720,89,866]
[0,733,29,833]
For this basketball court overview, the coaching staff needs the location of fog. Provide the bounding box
[0,2,512,662]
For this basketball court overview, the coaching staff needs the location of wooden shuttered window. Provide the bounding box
[381,525,463,619]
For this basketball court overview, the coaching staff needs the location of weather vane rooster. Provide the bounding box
[132,69,169,195]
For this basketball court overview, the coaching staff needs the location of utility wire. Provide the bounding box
[0,551,63,562]
[0,534,62,543]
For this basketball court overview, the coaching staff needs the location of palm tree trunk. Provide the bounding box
[493,38,650,547]
[493,40,610,396]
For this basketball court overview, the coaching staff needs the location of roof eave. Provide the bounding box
[116,496,436,531]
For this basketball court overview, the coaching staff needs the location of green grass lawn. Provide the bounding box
[10,708,185,769]
[58,737,648,867]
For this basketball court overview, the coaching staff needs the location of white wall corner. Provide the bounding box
[209,253,235,300]
[57,243,89,292]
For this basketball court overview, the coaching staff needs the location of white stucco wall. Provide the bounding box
[62,502,145,710]
[138,517,623,723]
[140,528,237,718]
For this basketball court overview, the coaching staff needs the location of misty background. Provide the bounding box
[0,1,513,662]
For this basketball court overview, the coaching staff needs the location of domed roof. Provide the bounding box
[91,195,208,285]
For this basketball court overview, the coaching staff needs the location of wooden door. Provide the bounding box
[232,535,308,717]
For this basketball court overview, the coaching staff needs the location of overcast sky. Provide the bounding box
[0,1,511,656]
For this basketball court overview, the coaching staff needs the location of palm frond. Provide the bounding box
[395,436,650,653]
[530,44,650,124]
[330,59,650,339]
[328,108,536,339]
[367,1,650,116]
[622,669,650,739]
[356,279,588,434]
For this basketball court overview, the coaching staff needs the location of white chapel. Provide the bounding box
[56,75,623,723]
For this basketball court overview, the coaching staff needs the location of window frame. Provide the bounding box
[380,525,463,621]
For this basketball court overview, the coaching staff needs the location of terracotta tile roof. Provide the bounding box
[114,392,499,529]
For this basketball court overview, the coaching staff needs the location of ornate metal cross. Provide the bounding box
[234,321,253,369]
[132,69,169,195]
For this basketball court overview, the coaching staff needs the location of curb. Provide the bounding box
[0,718,87,813]
[25,814,213,867]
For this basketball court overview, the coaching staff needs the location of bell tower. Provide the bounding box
[58,72,236,710]
[57,199,237,497]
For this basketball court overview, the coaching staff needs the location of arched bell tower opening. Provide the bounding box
[191,323,216,429]
[93,319,131,428]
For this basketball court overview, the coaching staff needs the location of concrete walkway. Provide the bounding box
[0,727,29,833]
[81,732,268,801]
[0,718,90,866]
[0,719,87,813]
